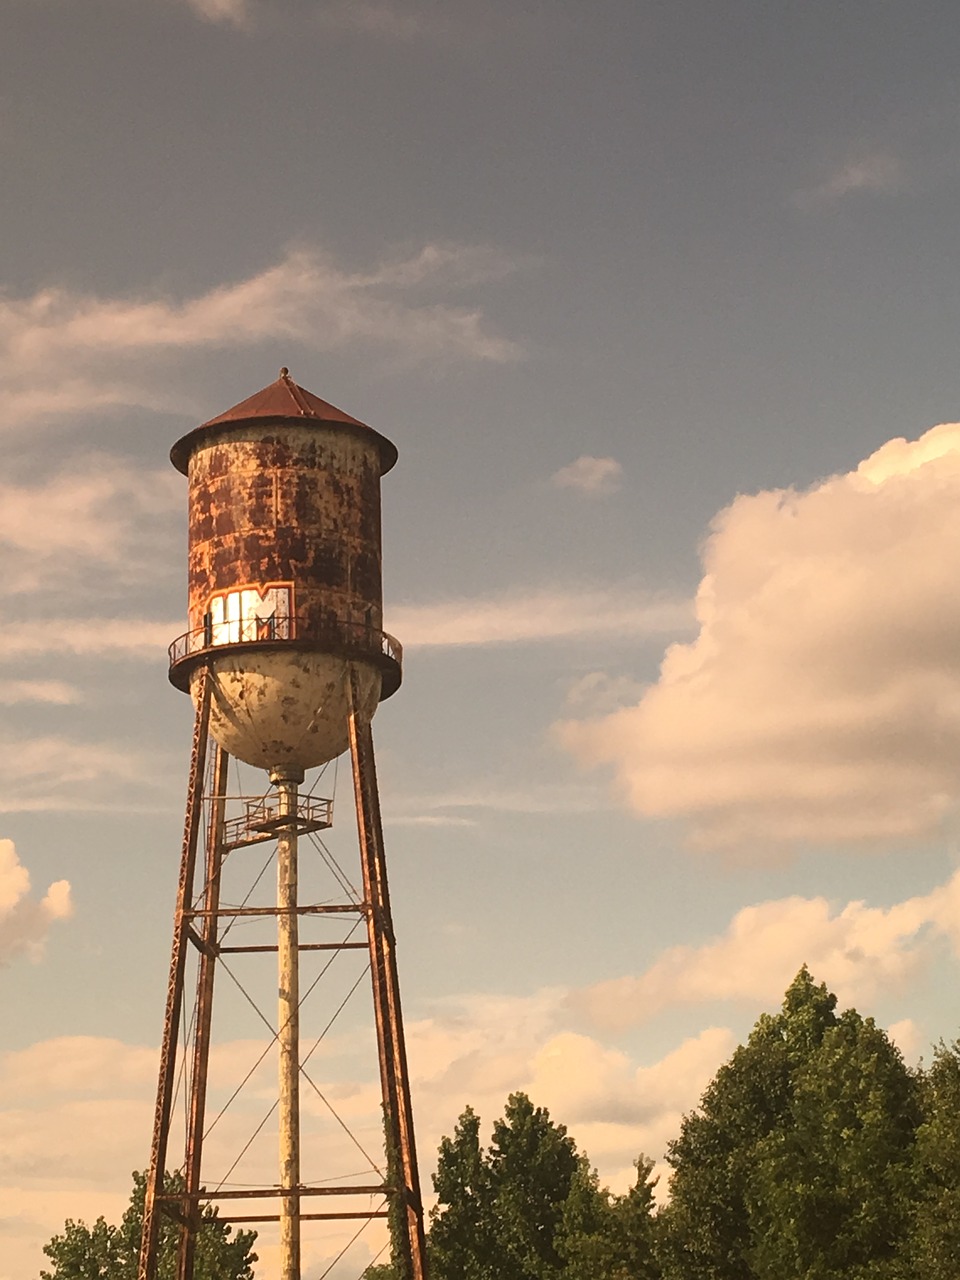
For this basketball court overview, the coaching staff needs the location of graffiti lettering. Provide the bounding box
[204,582,294,645]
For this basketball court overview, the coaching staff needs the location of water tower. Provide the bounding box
[138,371,428,1280]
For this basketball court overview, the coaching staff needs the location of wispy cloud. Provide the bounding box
[0,460,180,594]
[0,680,80,705]
[0,736,163,813]
[794,152,903,208]
[0,619,176,661]
[387,585,692,648]
[551,456,623,497]
[0,243,521,426]
[391,780,610,822]
[315,0,447,42]
[178,0,446,39]
[181,0,253,28]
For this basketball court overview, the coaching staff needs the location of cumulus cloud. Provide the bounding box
[560,423,960,849]
[570,868,960,1031]
[0,840,72,965]
[564,671,648,715]
[1,940,933,1279]
[0,1036,155,1280]
[388,584,691,648]
[887,1018,922,1062]
[551,455,623,496]
[400,992,738,1198]
[0,244,520,427]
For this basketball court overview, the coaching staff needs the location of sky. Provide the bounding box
[5,0,960,1276]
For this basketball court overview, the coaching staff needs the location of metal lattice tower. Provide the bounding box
[138,371,428,1280]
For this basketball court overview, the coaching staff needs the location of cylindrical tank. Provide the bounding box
[168,369,402,774]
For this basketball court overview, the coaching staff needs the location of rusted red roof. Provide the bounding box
[201,368,368,429]
[171,369,397,475]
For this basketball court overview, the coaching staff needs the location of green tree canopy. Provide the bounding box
[557,1155,661,1280]
[40,1170,257,1280]
[746,1008,920,1279]
[903,1038,960,1277]
[429,1092,660,1280]
[658,967,922,1280]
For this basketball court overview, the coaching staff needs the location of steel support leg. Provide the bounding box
[348,669,428,1280]
[177,742,230,1280]
[140,668,212,1280]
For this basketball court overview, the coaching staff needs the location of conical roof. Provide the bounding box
[170,369,397,474]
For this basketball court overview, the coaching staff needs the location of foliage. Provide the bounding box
[40,1170,257,1280]
[430,1092,660,1280]
[44,970,960,1280]
[746,1009,920,1279]
[557,1156,661,1280]
[658,967,924,1280]
[383,1103,413,1280]
[902,1039,960,1277]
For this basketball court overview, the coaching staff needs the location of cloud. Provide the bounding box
[0,459,180,594]
[181,0,253,27]
[571,868,960,1031]
[794,152,903,207]
[887,1018,922,1062]
[0,618,178,661]
[385,814,477,828]
[392,780,610,822]
[388,585,692,648]
[179,0,441,39]
[0,1036,155,1105]
[2,938,935,1280]
[0,737,163,813]
[402,992,737,1198]
[564,671,648,715]
[1,1014,732,1279]
[0,840,72,965]
[315,1,450,42]
[0,244,521,426]
[559,423,960,849]
[0,680,80,705]
[551,455,623,496]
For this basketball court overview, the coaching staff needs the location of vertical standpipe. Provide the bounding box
[272,766,303,1280]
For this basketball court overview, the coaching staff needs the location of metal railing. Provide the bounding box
[221,794,334,850]
[168,614,402,672]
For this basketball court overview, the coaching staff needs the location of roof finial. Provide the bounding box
[279,366,290,379]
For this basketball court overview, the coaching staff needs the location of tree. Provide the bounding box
[903,1039,960,1277]
[430,1093,582,1280]
[41,1170,257,1280]
[658,968,923,1280]
[557,1155,661,1280]
[656,979,820,1280]
[429,1104,495,1280]
[487,1092,581,1279]
[746,1009,920,1279]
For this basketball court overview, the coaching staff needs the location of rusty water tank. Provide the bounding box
[168,369,402,774]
